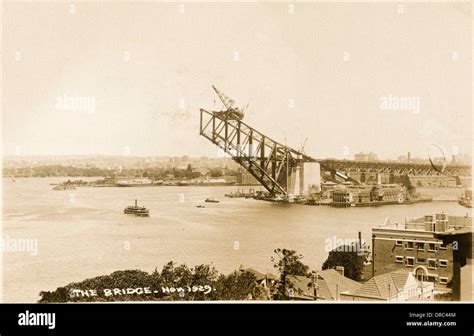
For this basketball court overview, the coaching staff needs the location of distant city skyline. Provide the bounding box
[3,151,472,165]
[3,2,472,161]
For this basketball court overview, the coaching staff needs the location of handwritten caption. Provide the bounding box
[69,285,215,298]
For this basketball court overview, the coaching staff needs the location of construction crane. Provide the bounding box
[211,85,245,120]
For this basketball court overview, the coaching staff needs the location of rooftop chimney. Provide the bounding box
[335,266,345,277]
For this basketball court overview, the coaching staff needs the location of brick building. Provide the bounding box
[372,214,472,300]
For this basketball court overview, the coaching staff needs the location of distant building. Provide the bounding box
[408,175,462,201]
[340,270,434,301]
[457,176,472,189]
[398,155,407,162]
[354,152,378,162]
[408,175,458,188]
[236,170,260,185]
[372,214,472,300]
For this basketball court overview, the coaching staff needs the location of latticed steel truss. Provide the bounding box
[200,108,311,195]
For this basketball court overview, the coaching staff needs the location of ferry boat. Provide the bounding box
[123,200,150,217]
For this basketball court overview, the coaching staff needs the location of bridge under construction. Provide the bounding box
[199,86,471,197]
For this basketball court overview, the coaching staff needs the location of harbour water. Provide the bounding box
[2,178,470,302]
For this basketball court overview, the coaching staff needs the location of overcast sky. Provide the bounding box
[2,2,472,160]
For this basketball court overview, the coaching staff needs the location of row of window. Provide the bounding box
[395,240,447,251]
[416,274,449,285]
[395,256,448,269]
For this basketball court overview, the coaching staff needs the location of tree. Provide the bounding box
[322,245,366,281]
[38,270,154,303]
[209,169,223,177]
[214,271,262,300]
[38,262,262,302]
[185,164,194,179]
[271,248,309,300]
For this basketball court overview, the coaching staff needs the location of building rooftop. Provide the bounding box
[238,266,277,282]
[287,269,362,300]
[349,269,409,300]
[374,214,472,235]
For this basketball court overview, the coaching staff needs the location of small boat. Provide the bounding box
[196,205,206,208]
[124,199,150,217]
[204,198,220,203]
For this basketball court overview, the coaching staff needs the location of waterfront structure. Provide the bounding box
[340,270,434,301]
[372,214,472,300]
[330,184,407,207]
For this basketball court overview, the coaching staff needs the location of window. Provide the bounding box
[428,243,436,252]
[416,242,425,251]
[395,256,404,263]
[416,258,426,264]
[406,257,414,267]
[425,275,437,283]
[428,259,436,269]
[439,259,448,268]
[395,240,403,246]
[439,244,447,250]
[406,242,414,250]
[439,277,449,285]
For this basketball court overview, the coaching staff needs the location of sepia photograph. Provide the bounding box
[1,1,472,322]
